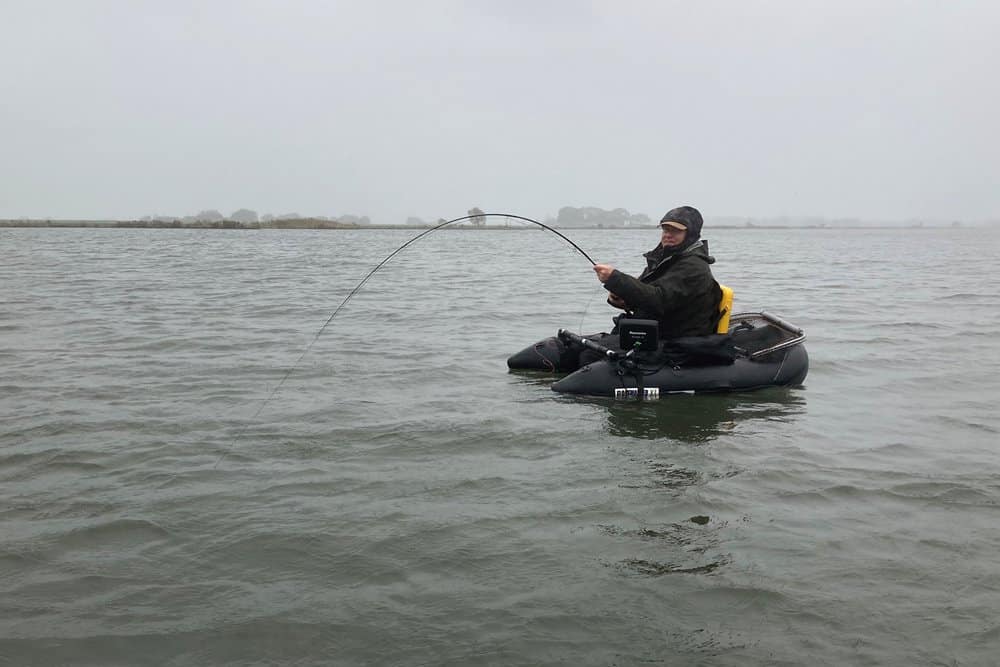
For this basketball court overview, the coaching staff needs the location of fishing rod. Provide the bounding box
[214,212,596,468]
[323,213,596,331]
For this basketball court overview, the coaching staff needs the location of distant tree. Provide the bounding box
[608,208,630,227]
[230,208,258,223]
[406,216,426,226]
[468,207,486,226]
[556,207,583,226]
[557,206,643,227]
[195,209,224,222]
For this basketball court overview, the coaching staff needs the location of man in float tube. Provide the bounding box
[592,205,722,341]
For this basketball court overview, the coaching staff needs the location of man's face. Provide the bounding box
[659,224,687,248]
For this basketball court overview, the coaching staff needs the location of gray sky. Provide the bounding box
[2,1,998,223]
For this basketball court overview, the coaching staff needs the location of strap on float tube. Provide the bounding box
[214,213,597,469]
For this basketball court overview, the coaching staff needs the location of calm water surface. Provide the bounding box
[2,226,999,665]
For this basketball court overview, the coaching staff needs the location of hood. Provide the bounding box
[660,205,704,246]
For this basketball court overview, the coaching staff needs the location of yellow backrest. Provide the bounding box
[716,284,734,334]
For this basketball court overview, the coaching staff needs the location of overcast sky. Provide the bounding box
[2,1,998,223]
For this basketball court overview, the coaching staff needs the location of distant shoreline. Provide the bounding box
[0,219,974,230]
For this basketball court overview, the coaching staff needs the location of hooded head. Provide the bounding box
[655,206,704,257]
[659,206,703,244]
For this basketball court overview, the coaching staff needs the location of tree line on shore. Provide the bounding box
[402,206,653,228]
[1,205,981,229]
[141,205,655,228]
[141,209,371,226]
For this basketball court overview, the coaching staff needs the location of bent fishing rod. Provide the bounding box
[214,212,596,468]
[323,213,596,331]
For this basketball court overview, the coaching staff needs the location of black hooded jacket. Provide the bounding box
[603,240,722,339]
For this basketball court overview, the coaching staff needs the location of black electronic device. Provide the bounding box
[618,318,659,352]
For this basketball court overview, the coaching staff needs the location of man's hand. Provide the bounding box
[607,293,627,310]
[593,263,615,283]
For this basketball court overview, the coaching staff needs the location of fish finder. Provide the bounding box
[618,318,659,352]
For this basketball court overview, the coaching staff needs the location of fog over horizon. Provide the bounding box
[2,2,998,225]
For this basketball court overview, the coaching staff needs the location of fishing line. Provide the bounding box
[214,212,596,468]
[578,285,609,334]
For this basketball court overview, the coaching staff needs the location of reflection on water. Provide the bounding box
[586,392,807,584]
[507,369,563,389]
[511,370,808,443]
[583,388,808,442]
